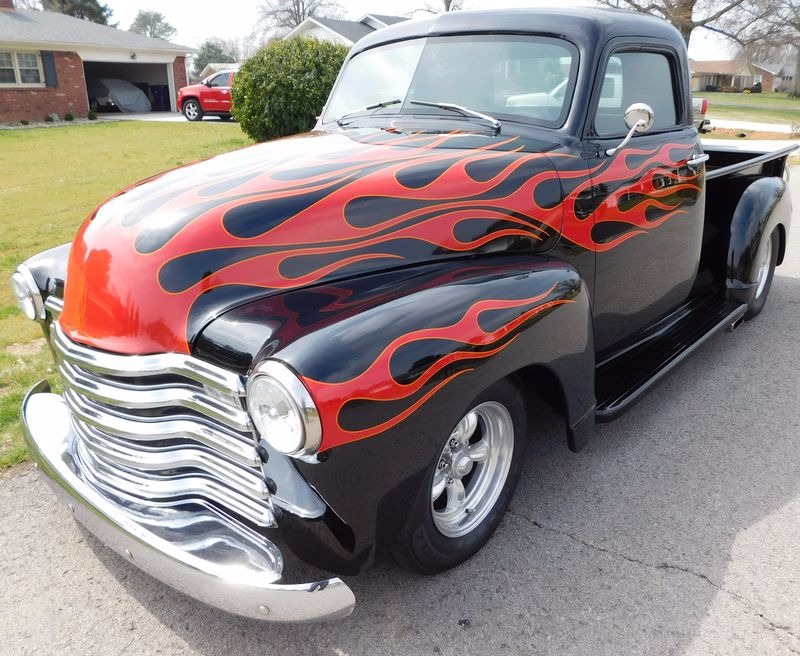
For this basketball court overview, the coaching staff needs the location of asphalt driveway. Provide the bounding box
[1,169,799,656]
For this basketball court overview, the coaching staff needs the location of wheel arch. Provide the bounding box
[727,176,792,306]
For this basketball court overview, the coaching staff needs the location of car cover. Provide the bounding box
[88,78,151,113]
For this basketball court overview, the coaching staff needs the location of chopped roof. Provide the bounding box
[312,16,375,43]
[0,8,192,52]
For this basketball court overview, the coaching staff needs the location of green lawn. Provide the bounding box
[699,91,800,126]
[0,121,251,468]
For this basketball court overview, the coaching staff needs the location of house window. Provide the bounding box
[0,51,45,87]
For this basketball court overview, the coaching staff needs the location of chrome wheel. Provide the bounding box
[431,401,515,538]
[755,235,773,298]
[183,101,200,121]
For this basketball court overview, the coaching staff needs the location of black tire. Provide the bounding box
[745,229,779,320]
[182,99,203,122]
[391,378,527,575]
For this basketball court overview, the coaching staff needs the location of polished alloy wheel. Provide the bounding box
[431,401,515,538]
[755,235,773,298]
[184,101,200,120]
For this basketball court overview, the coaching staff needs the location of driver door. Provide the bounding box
[587,46,706,353]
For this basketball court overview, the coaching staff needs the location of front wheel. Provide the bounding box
[182,99,203,122]
[392,379,527,574]
[745,229,779,320]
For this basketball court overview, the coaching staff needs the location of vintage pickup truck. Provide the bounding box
[12,8,795,622]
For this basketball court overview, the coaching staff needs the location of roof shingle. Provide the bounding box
[0,8,191,52]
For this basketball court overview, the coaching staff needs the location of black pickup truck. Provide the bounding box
[12,8,794,622]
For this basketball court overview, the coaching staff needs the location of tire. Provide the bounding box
[182,99,203,122]
[392,378,527,574]
[219,114,233,121]
[744,228,779,320]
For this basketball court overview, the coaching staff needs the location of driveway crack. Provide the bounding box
[506,507,800,646]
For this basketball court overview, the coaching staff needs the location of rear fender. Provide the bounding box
[727,177,791,305]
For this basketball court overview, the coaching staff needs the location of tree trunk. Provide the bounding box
[790,46,800,98]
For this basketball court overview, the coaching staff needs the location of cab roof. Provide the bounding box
[350,7,684,56]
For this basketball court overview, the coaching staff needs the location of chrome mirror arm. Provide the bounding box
[605,102,655,157]
[606,119,646,156]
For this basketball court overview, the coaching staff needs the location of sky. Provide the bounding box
[102,0,733,60]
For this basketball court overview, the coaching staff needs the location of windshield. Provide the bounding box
[323,34,578,129]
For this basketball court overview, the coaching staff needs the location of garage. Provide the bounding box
[83,61,173,112]
[0,5,192,123]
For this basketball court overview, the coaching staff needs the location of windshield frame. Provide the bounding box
[321,32,581,132]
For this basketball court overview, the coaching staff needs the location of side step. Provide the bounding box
[595,297,747,421]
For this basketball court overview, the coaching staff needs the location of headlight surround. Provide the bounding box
[246,360,322,457]
[11,265,44,321]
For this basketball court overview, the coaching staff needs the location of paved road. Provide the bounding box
[2,171,800,656]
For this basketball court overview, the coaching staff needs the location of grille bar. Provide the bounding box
[51,323,278,528]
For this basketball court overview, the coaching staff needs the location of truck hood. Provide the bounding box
[60,128,568,355]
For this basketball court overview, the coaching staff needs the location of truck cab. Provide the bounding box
[13,8,794,623]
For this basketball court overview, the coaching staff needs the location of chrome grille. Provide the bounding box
[50,322,277,528]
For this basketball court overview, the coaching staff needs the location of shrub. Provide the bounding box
[88,109,97,121]
[20,119,29,125]
[44,114,54,122]
[232,37,348,142]
[64,112,75,121]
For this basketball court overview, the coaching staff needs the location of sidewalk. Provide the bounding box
[707,118,793,134]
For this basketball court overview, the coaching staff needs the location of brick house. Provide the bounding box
[690,59,795,93]
[0,0,192,123]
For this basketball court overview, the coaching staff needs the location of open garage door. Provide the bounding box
[83,61,174,113]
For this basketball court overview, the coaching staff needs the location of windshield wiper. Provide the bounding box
[409,100,502,135]
[335,98,402,127]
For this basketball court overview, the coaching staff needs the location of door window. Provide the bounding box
[594,51,678,137]
[209,73,229,88]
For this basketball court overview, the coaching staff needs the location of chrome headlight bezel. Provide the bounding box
[246,360,322,457]
[11,265,44,322]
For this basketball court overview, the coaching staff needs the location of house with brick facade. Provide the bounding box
[0,0,192,123]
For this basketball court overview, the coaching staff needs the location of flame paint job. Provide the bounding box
[59,128,700,359]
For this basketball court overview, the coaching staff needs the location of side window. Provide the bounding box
[209,73,229,88]
[594,51,678,137]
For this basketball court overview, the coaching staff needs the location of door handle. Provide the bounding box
[685,153,709,169]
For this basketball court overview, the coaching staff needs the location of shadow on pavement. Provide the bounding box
[86,274,800,656]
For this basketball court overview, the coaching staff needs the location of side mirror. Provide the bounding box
[606,102,655,156]
[202,79,211,87]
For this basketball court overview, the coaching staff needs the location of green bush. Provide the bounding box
[20,119,29,125]
[64,112,75,121]
[87,109,97,121]
[232,37,348,142]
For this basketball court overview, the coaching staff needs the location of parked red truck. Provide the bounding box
[12,8,795,622]
[176,69,236,121]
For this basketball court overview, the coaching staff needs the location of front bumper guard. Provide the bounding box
[21,382,355,622]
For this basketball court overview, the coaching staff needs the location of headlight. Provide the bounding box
[11,265,44,321]
[246,361,322,457]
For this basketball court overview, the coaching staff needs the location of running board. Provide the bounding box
[595,298,747,421]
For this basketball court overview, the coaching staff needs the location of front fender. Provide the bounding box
[727,176,791,305]
[221,255,595,574]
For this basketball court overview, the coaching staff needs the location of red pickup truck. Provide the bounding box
[176,69,236,121]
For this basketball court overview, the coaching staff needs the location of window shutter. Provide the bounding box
[42,52,58,88]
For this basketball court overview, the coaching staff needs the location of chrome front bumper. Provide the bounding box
[22,382,356,622]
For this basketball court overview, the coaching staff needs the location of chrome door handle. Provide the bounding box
[685,153,709,169]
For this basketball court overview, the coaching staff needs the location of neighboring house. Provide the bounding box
[198,62,240,81]
[690,59,795,93]
[284,14,407,47]
[0,0,193,123]
[690,60,755,92]
[753,62,795,93]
